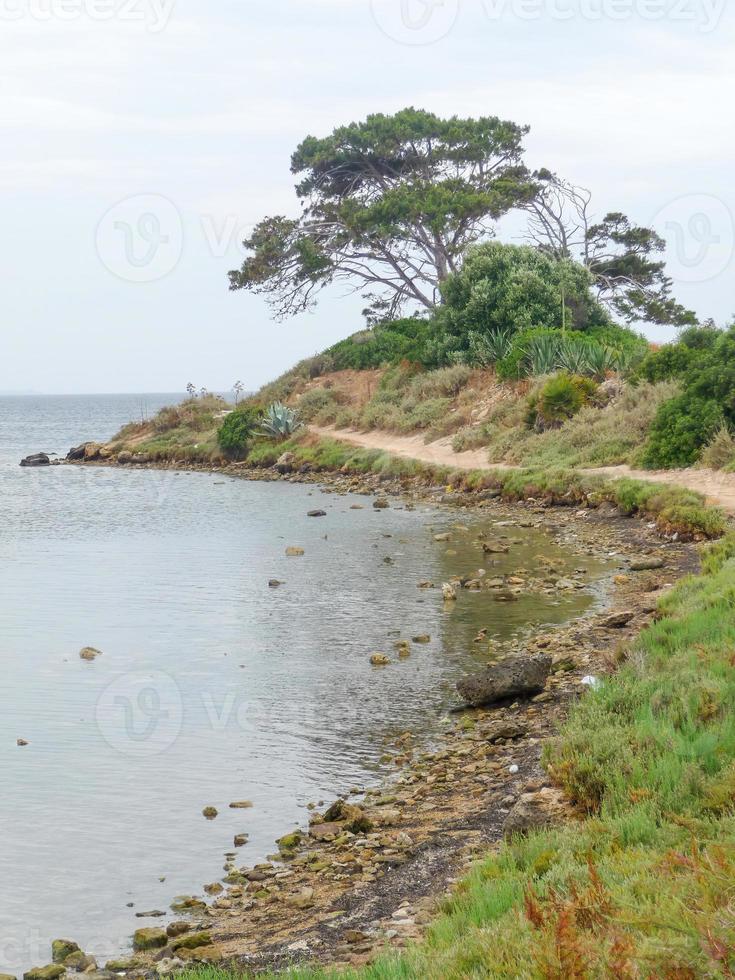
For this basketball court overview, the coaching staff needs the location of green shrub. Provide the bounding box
[296,387,340,421]
[217,407,261,459]
[527,373,597,430]
[641,394,724,469]
[701,425,735,470]
[325,317,434,370]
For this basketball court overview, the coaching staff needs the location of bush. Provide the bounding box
[217,407,261,459]
[527,373,597,430]
[325,317,434,370]
[296,387,340,421]
[701,425,735,470]
[641,393,724,468]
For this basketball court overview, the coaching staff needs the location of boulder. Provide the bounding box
[116,451,133,465]
[170,932,212,952]
[23,968,64,980]
[502,787,570,837]
[51,942,79,965]
[274,452,296,474]
[20,453,51,467]
[600,610,635,629]
[133,928,168,951]
[629,556,665,571]
[457,654,552,707]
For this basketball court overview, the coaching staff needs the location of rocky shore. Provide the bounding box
[17,448,698,980]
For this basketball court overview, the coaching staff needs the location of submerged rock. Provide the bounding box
[370,653,391,666]
[457,654,552,707]
[79,647,102,661]
[285,546,305,557]
[202,806,218,820]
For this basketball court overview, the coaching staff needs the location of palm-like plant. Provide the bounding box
[261,401,303,439]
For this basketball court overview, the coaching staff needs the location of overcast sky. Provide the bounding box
[1,0,733,394]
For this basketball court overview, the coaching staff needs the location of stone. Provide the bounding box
[166,923,191,939]
[170,932,212,952]
[274,452,296,474]
[234,834,249,847]
[485,720,528,743]
[457,654,552,708]
[20,453,51,467]
[104,958,143,971]
[229,800,253,809]
[79,648,102,661]
[629,556,665,571]
[116,451,133,465]
[412,634,431,644]
[373,498,390,509]
[17,738,29,747]
[24,968,65,980]
[51,942,79,964]
[482,541,510,554]
[133,928,168,950]
[268,579,283,588]
[503,787,570,837]
[442,583,458,601]
[600,610,635,629]
[285,546,305,557]
[202,806,218,819]
[307,510,327,517]
[62,952,94,972]
[434,533,451,542]
[370,653,390,666]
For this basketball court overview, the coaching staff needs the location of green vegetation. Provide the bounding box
[217,407,261,460]
[525,374,597,431]
[637,324,735,468]
[260,401,303,439]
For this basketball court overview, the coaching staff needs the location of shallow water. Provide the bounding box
[0,396,610,973]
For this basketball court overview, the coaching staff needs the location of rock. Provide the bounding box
[274,452,296,474]
[629,556,665,571]
[133,928,168,951]
[234,833,249,847]
[79,647,102,661]
[229,800,253,809]
[277,830,302,852]
[412,634,431,644]
[166,923,191,939]
[370,653,390,666]
[434,533,451,542]
[24,967,65,980]
[503,787,570,837]
[116,451,133,465]
[442,583,458,601]
[307,510,327,518]
[373,498,390,509]
[482,541,510,554]
[67,443,99,462]
[285,546,305,557]
[457,654,552,707]
[105,958,143,971]
[17,738,29,747]
[170,932,212,952]
[268,579,283,588]
[62,952,94,972]
[485,720,528,743]
[51,942,79,965]
[600,610,635,629]
[202,806,218,819]
[20,453,51,468]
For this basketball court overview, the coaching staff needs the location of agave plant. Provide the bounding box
[468,327,514,366]
[524,334,560,376]
[260,401,303,439]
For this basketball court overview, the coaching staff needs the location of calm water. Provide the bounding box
[0,395,608,973]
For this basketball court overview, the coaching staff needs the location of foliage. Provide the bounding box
[496,326,645,381]
[261,402,303,439]
[638,323,735,467]
[325,317,434,370]
[526,373,597,430]
[229,108,536,319]
[701,424,735,470]
[526,175,697,326]
[216,407,261,459]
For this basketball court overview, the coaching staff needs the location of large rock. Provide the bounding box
[23,968,64,980]
[133,928,167,951]
[457,654,552,707]
[51,942,79,965]
[502,787,570,837]
[274,452,296,474]
[66,443,101,462]
[20,453,51,467]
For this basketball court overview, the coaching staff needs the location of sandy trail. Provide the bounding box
[310,425,735,515]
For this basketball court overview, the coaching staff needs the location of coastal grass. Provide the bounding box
[183,530,735,979]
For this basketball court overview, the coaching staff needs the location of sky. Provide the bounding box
[1,0,733,394]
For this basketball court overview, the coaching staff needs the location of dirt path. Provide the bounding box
[310,425,735,515]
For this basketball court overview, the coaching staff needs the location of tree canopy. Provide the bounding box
[228,107,537,319]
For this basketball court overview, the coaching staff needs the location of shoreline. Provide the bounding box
[30,458,700,979]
